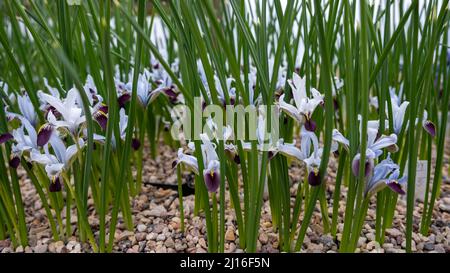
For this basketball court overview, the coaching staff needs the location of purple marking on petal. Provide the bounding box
[308,171,321,186]
[268,151,277,161]
[0,132,13,144]
[305,119,317,132]
[333,98,339,111]
[131,138,141,150]
[230,97,236,106]
[164,123,170,132]
[94,111,108,131]
[352,157,360,177]
[234,155,241,164]
[333,150,340,158]
[163,88,178,100]
[352,157,373,178]
[92,94,99,104]
[365,159,374,178]
[37,124,53,147]
[49,177,62,193]
[99,104,109,114]
[172,160,178,169]
[117,93,131,108]
[386,181,405,195]
[45,105,62,119]
[9,156,20,169]
[424,121,436,137]
[202,101,207,111]
[204,171,220,193]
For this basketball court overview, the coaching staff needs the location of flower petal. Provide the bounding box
[423,121,436,137]
[0,132,13,144]
[49,176,62,192]
[204,169,220,193]
[9,156,20,169]
[37,124,54,147]
[386,180,406,195]
[308,170,321,186]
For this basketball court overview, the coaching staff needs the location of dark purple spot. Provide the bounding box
[132,138,141,150]
[37,124,53,147]
[424,121,436,137]
[353,157,374,178]
[94,111,108,131]
[9,156,20,169]
[386,181,405,195]
[305,119,317,132]
[49,177,62,192]
[204,170,220,193]
[333,98,339,111]
[202,101,207,111]
[333,150,340,158]
[117,93,131,108]
[45,105,61,119]
[99,104,109,114]
[0,132,13,144]
[233,155,241,164]
[163,88,178,100]
[230,97,236,106]
[164,123,170,132]
[172,160,178,169]
[308,170,321,186]
[352,157,360,177]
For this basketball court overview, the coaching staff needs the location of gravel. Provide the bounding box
[1,140,449,253]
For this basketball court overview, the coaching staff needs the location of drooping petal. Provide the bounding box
[9,156,20,169]
[0,132,13,144]
[423,121,436,137]
[386,180,406,195]
[332,129,350,149]
[370,134,398,153]
[94,111,108,131]
[278,94,302,123]
[352,154,374,178]
[277,139,304,161]
[174,148,199,175]
[37,124,54,147]
[308,170,321,186]
[132,138,141,150]
[304,119,317,132]
[204,170,220,192]
[117,93,131,108]
[49,176,62,192]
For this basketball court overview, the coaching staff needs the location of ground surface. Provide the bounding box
[0,137,449,253]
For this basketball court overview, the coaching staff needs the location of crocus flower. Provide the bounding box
[278,73,324,132]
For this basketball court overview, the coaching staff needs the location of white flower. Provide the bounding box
[31,134,84,179]
[278,73,324,131]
